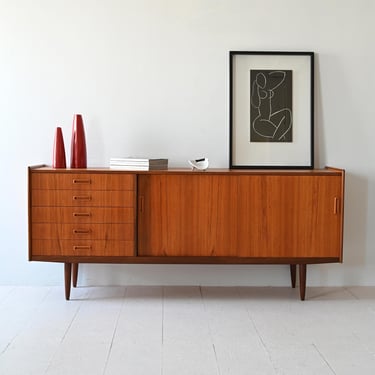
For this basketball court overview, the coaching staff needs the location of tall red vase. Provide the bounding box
[70,114,87,168]
[52,127,66,168]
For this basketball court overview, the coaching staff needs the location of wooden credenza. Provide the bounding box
[28,166,345,300]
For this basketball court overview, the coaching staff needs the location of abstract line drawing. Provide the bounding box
[250,70,293,142]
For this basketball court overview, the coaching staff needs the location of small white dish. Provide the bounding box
[188,158,209,171]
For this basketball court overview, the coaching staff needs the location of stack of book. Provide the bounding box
[109,157,168,170]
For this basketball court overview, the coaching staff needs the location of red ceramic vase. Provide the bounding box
[52,127,66,168]
[70,114,87,168]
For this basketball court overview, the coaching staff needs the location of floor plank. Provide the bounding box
[162,286,219,375]
[201,287,276,375]
[103,286,163,375]
[0,286,15,303]
[0,286,88,375]
[44,286,126,375]
[0,286,51,356]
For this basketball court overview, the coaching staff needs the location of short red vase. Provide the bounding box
[70,114,87,168]
[52,127,66,168]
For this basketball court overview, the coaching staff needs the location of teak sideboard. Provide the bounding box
[28,166,345,300]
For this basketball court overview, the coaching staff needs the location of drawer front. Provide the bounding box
[32,239,135,256]
[31,190,134,207]
[32,223,134,241]
[31,173,135,190]
[31,207,134,223]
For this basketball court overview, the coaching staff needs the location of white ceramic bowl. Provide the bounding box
[188,158,209,170]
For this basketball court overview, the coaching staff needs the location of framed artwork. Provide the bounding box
[229,51,314,169]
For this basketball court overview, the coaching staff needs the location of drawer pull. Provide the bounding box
[73,212,91,217]
[333,197,340,214]
[73,245,91,251]
[139,196,144,213]
[73,179,91,185]
[73,229,91,234]
[73,195,92,201]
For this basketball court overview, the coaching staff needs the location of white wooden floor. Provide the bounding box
[1,286,375,374]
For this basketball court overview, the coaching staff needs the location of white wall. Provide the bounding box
[0,0,374,287]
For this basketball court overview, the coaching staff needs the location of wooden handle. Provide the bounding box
[139,196,144,213]
[73,245,91,251]
[73,212,91,217]
[333,197,339,214]
[73,229,91,234]
[73,196,91,201]
[73,179,91,184]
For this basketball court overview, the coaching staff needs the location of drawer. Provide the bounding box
[32,239,135,257]
[32,223,134,241]
[31,207,134,223]
[31,190,134,207]
[31,173,135,190]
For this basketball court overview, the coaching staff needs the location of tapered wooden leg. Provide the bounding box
[64,263,72,301]
[290,264,297,288]
[72,263,79,288]
[299,264,307,301]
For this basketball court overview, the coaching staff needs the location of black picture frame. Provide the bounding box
[229,51,314,169]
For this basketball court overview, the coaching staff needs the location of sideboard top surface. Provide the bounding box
[29,165,344,176]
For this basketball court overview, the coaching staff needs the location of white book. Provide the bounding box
[110,157,168,166]
[109,164,168,171]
